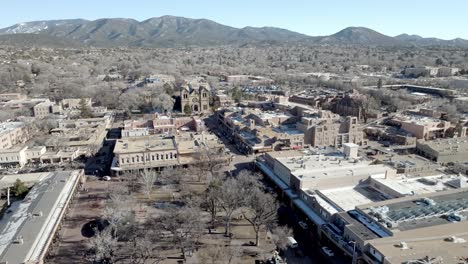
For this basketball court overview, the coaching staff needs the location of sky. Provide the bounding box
[0,0,467,40]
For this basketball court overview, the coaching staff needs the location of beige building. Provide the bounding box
[357,188,468,264]
[180,82,210,114]
[122,115,205,138]
[0,93,27,101]
[61,98,92,109]
[33,100,63,118]
[416,137,468,164]
[111,132,225,174]
[0,146,28,168]
[257,147,468,263]
[393,113,451,140]
[296,110,365,147]
[0,122,29,150]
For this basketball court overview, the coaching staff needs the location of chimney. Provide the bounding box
[249,119,255,129]
[343,143,359,160]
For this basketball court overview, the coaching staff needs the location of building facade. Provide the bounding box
[180,84,210,114]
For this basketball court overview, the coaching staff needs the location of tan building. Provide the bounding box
[0,145,47,168]
[122,115,204,138]
[0,122,29,150]
[217,108,303,154]
[0,146,28,168]
[111,132,225,174]
[416,137,468,164]
[357,188,468,264]
[393,113,451,140]
[0,93,27,101]
[296,110,365,147]
[33,100,63,118]
[61,98,92,109]
[180,82,210,114]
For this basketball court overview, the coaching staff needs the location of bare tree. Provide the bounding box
[156,206,204,260]
[88,228,117,264]
[151,93,174,113]
[270,226,293,252]
[127,228,162,264]
[138,169,158,199]
[217,177,245,236]
[201,177,223,226]
[104,185,135,237]
[242,188,278,246]
[198,244,242,264]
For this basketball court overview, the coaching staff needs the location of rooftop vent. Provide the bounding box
[397,241,408,250]
[445,236,466,243]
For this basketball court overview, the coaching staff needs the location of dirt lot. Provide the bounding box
[46,176,287,264]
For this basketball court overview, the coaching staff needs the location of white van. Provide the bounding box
[287,236,298,248]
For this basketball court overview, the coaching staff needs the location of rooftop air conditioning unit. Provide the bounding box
[13,236,24,244]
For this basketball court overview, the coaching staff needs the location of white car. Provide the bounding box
[321,246,334,257]
[102,176,111,181]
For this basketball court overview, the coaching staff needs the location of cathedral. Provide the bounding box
[179,83,210,114]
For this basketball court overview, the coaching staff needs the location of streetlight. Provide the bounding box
[349,241,357,264]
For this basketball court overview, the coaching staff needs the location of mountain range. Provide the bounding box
[0,16,467,48]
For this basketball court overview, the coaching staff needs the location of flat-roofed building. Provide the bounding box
[354,188,468,264]
[61,98,92,109]
[0,93,27,101]
[392,113,451,140]
[0,122,29,150]
[122,115,205,138]
[372,154,440,177]
[0,145,28,168]
[33,100,55,118]
[416,137,468,164]
[296,110,365,147]
[0,170,84,264]
[111,132,226,174]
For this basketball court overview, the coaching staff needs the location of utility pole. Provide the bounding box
[350,241,357,264]
[7,187,10,206]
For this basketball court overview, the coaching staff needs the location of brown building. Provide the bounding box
[180,82,210,114]
[296,110,365,148]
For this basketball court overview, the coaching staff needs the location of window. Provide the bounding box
[156,154,159,160]
[166,154,169,159]
[132,157,135,163]
[152,155,155,161]
[121,158,125,164]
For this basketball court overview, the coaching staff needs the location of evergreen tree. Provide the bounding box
[12,179,28,197]
[79,98,93,118]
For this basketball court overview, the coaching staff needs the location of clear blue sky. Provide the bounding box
[1,0,467,40]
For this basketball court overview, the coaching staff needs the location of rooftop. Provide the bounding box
[114,135,176,153]
[0,170,82,264]
[276,153,389,180]
[358,188,468,233]
[0,122,24,135]
[367,221,468,264]
[417,138,468,152]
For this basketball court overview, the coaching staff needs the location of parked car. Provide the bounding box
[298,221,309,230]
[102,176,111,181]
[287,236,298,248]
[321,246,334,257]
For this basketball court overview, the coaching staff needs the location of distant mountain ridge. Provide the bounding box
[1,16,467,48]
